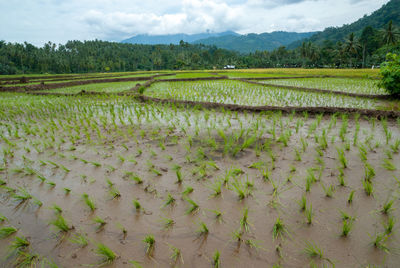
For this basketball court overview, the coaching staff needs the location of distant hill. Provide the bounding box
[193,31,317,53]
[121,31,239,45]
[288,0,400,49]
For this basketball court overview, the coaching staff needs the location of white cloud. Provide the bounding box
[0,0,391,45]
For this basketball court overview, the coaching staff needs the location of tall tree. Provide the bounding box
[343,33,360,67]
[383,20,399,45]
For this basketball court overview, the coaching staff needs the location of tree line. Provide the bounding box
[0,22,399,74]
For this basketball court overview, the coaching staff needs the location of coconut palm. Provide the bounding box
[383,20,399,45]
[343,33,360,67]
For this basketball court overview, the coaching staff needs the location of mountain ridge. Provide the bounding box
[121,31,239,45]
[194,31,317,53]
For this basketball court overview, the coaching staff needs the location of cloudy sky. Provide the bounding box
[0,0,390,46]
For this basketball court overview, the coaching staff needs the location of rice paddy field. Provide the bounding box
[1,69,400,267]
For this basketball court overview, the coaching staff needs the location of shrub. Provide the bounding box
[379,53,400,96]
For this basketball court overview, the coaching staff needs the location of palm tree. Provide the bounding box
[343,33,360,67]
[383,20,399,45]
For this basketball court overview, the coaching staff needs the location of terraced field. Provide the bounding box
[0,69,399,268]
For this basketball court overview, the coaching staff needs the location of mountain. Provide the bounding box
[193,31,316,53]
[288,0,400,49]
[121,31,239,45]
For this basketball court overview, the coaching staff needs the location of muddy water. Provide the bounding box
[1,111,400,268]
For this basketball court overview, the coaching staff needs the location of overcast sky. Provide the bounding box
[0,0,390,46]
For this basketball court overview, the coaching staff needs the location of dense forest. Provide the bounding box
[0,21,399,74]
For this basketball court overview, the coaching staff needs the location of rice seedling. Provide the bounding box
[240,207,251,232]
[257,166,271,181]
[162,217,175,230]
[0,213,7,222]
[69,232,88,247]
[382,159,396,171]
[50,215,73,233]
[109,186,121,199]
[0,226,17,238]
[129,260,143,268]
[182,186,194,196]
[272,217,288,240]
[175,169,183,184]
[127,173,143,184]
[132,199,142,211]
[50,204,63,214]
[209,179,223,197]
[185,197,199,214]
[341,219,353,237]
[161,193,175,208]
[364,162,375,181]
[371,233,389,253]
[294,148,302,161]
[363,180,373,196]
[338,173,346,186]
[46,180,56,188]
[142,234,155,256]
[348,190,355,203]
[384,217,395,234]
[381,199,395,214]
[206,209,223,223]
[213,250,220,268]
[196,222,209,236]
[168,244,183,264]
[305,175,312,192]
[13,251,39,267]
[359,145,368,162]
[244,239,263,252]
[63,187,71,195]
[93,216,107,231]
[303,241,324,259]
[385,149,393,160]
[321,183,335,198]
[7,236,30,258]
[231,178,250,200]
[337,148,347,169]
[59,164,70,173]
[305,204,314,224]
[95,242,117,265]
[36,174,46,183]
[298,195,307,211]
[89,161,101,167]
[82,193,96,211]
[390,139,400,153]
[12,187,32,204]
